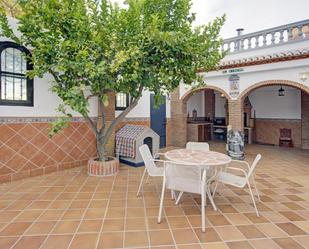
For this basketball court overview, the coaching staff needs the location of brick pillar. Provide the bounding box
[228,99,243,131]
[171,88,187,147]
[204,90,215,120]
[100,92,116,156]
[301,91,309,149]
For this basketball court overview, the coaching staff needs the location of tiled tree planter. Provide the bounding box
[87,157,119,176]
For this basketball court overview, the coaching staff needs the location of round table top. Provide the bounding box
[164,149,231,166]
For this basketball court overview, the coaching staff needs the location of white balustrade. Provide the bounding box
[222,19,309,53]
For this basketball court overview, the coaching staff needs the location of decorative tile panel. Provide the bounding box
[0,120,96,183]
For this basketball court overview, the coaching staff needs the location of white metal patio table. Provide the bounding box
[164,148,231,211]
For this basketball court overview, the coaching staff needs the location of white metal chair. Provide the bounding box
[213,154,262,217]
[186,141,210,151]
[157,161,207,232]
[136,144,166,197]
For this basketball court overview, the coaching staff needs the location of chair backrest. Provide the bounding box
[280,128,291,138]
[186,142,209,151]
[247,154,262,179]
[139,144,158,175]
[164,161,204,194]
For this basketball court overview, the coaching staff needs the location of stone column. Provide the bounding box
[228,99,243,131]
[171,88,187,147]
[204,90,215,120]
[301,91,309,149]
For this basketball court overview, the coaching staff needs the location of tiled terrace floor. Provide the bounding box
[0,142,308,249]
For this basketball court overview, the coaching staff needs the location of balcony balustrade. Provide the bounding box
[222,19,309,53]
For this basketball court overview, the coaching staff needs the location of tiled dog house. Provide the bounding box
[116,124,160,166]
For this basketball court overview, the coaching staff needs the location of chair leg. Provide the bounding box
[175,191,184,205]
[136,168,147,197]
[145,174,150,184]
[206,185,217,211]
[212,181,219,199]
[157,177,166,224]
[201,185,206,232]
[252,178,260,201]
[247,180,260,217]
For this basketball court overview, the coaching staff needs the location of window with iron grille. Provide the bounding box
[0,42,33,106]
[115,92,129,110]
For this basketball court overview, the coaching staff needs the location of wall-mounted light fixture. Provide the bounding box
[278,85,285,97]
[299,70,309,82]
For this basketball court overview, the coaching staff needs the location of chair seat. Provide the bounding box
[217,171,246,188]
[280,137,291,141]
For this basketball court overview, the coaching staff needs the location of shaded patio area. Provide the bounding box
[0,142,308,249]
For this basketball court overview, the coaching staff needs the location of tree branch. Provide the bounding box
[101,85,143,146]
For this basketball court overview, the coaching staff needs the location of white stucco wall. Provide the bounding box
[214,91,227,117]
[187,91,204,117]
[248,86,301,119]
[0,74,98,117]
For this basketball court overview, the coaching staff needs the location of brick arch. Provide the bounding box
[181,85,231,104]
[239,80,309,100]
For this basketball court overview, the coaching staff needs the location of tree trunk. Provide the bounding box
[96,132,107,161]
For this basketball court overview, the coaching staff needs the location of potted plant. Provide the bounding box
[0,0,225,176]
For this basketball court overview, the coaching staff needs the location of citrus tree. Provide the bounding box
[0,0,225,161]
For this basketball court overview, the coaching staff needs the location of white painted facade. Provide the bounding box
[1,17,309,123]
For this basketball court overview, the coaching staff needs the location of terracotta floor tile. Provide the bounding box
[275,222,307,236]
[84,208,105,219]
[249,239,281,249]
[273,237,305,249]
[52,220,80,234]
[168,216,191,229]
[243,213,269,223]
[14,210,44,222]
[0,222,32,236]
[124,231,149,247]
[226,241,254,249]
[255,223,288,238]
[69,233,99,249]
[0,237,19,249]
[126,217,147,231]
[217,204,238,213]
[102,219,124,232]
[172,228,199,244]
[25,221,56,235]
[194,227,221,243]
[177,244,202,249]
[126,207,145,217]
[282,202,305,210]
[201,242,229,249]
[40,235,73,249]
[208,215,231,226]
[12,236,46,249]
[148,217,169,230]
[105,207,125,218]
[149,229,174,246]
[215,225,246,241]
[224,213,252,225]
[279,211,306,221]
[78,220,102,233]
[37,210,64,221]
[62,210,84,220]
[98,232,124,248]
[294,221,309,233]
[293,236,309,249]
[236,225,266,239]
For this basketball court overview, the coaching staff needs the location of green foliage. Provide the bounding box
[0,0,225,158]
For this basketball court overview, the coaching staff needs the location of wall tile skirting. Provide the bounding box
[255,118,301,147]
[0,119,97,183]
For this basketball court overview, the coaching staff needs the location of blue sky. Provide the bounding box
[112,0,309,38]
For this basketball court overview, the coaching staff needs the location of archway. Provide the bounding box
[178,86,231,146]
[239,80,309,149]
